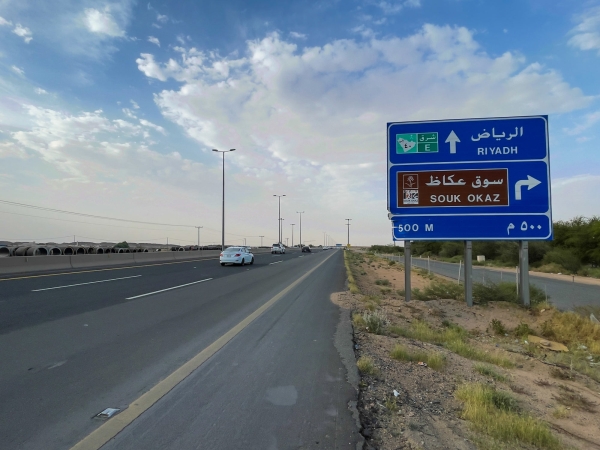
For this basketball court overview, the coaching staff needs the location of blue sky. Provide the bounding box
[0,0,599,246]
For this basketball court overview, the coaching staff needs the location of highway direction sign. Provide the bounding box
[387,116,552,240]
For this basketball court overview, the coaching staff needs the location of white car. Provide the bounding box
[220,247,254,266]
[271,243,285,254]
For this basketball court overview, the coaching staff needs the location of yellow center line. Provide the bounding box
[70,250,336,450]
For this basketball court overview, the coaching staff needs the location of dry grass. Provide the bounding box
[389,320,514,368]
[549,367,573,380]
[553,391,597,412]
[390,344,447,371]
[361,310,388,335]
[474,364,508,382]
[456,383,562,449]
[534,379,552,387]
[357,356,378,376]
[344,251,360,294]
[552,406,571,419]
[541,311,600,354]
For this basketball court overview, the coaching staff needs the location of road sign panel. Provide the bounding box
[387,116,552,240]
[392,214,551,241]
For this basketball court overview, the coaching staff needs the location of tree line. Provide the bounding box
[371,216,600,274]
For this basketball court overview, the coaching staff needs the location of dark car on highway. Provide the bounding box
[301,246,311,253]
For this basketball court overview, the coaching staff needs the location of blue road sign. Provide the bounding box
[387,116,552,240]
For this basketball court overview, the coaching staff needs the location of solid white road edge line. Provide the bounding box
[32,275,143,292]
[125,278,213,300]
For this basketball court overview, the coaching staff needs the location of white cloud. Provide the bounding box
[373,0,421,15]
[122,108,137,119]
[0,16,12,27]
[12,23,33,43]
[156,14,168,23]
[35,87,48,94]
[130,100,140,109]
[152,23,161,29]
[0,142,28,159]
[552,174,600,220]
[133,25,593,237]
[289,31,307,40]
[148,35,160,46]
[11,65,25,76]
[139,118,166,134]
[83,7,125,37]
[568,6,600,55]
[563,110,600,135]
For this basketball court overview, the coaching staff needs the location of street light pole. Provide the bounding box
[297,211,304,247]
[195,226,203,250]
[213,148,236,251]
[290,223,295,247]
[345,219,352,247]
[259,236,264,247]
[273,194,286,243]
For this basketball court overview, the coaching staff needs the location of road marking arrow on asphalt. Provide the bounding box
[445,130,460,154]
[515,175,541,200]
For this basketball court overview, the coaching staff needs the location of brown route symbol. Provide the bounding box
[397,168,509,208]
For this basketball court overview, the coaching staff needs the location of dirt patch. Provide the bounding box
[336,251,600,450]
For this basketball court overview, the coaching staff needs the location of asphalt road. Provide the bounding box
[384,255,599,310]
[0,248,361,449]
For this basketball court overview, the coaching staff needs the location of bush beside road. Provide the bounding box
[336,250,600,450]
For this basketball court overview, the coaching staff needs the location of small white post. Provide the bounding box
[457,259,462,285]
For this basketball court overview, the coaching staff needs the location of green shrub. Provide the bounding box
[542,248,582,273]
[473,281,547,306]
[362,310,388,335]
[375,279,391,286]
[490,319,507,335]
[412,280,463,301]
[513,322,536,338]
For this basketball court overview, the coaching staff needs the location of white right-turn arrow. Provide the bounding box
[515,175,542,200]
[445,130,460,154]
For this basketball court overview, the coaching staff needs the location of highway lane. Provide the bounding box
[0,250,302,335]
[385,255,599,310]
[0,249,360,449]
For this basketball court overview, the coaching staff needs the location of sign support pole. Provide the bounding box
[404,240,411,302]
[464,241,473,307]
[519,241,530,307]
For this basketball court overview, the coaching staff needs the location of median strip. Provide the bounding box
[32,275,142,292]
[125,278,213,300]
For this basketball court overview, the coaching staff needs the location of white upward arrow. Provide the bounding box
[445,130,460,154]
[515,175,542,200]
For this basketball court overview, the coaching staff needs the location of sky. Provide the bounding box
[0,0,599,247]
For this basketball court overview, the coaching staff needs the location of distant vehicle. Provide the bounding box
[271,243,285,254]
[301,246,311,253]
[220,247,254,266]
[322,246,330,250]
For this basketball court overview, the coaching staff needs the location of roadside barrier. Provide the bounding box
[0,247,277,276]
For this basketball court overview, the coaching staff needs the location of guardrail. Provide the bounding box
[0,248,274,276]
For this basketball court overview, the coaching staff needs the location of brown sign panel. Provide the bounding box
[397,168,509,208]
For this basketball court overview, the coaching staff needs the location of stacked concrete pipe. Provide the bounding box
[26,246,49,256]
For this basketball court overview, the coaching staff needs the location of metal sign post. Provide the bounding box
[519,241,530,307]
[404,241,411,302]
[464,241,473,307]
